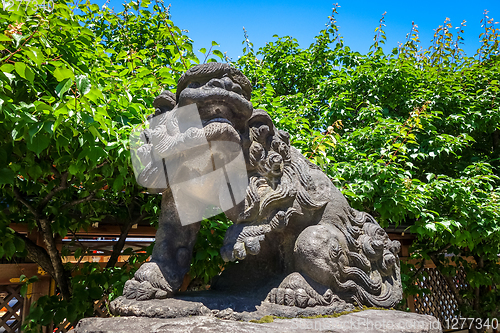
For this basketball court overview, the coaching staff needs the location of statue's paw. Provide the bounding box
[267,287,342,308]
[266,272,344,308]
[267,287,311,308]
[221,235,265,262]
[123,262,174,300]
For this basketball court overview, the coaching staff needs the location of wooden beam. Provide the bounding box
[12,225,411,239]
[0,264,50,285]
[387,232,416,240]
[9,223,157,237]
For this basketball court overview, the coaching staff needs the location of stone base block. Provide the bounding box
[74,310,442,333]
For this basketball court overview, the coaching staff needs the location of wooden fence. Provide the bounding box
[0,282,109,333]
[0,285,24,333]
[406,267,468,330]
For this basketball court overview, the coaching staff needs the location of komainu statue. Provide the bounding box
[121,63,402,309]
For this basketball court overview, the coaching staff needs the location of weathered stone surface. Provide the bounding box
[269,310,443,333]
[111,292,354,321]
[109,297,211,318]
[74,310,442,333]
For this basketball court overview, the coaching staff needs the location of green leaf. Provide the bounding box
[0,63,15,73]
[14,62,34,82]
[40,310,53,326]
[86,87,104,103]
[0,168,15,184]
[195,249,207,261]
[68,163,80,175]
[213,50,223,59]
[53,66,74,82]
[12,33,23,48]
[89,287,102,299]
[35,101,52,112]
[54,114,64,132]
[20,284,27,297]
[55,78,73,98]
[53,308,67,325]
[28,164,43,180]
[28,123,44,139]
[89,126,107,144]
[66,304,78,322]
[87,145,107,164]
[26,133,50,155]
[113,175,123,191]
[13,237,25,252]
[76,75,91,95]
[207,248,219,257]
[24,48,45,67]
[74,247,82,260]
[4,241,16,259]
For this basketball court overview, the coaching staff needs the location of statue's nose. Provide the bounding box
[207,77,225,89]
[207,77,243,96]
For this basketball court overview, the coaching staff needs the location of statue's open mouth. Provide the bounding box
[202,116,234,128]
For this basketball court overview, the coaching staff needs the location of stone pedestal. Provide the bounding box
[74,309,442,333]
[109,291,355,321]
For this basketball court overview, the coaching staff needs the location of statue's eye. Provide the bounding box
[188,82,201,88]
[231,84,243,95]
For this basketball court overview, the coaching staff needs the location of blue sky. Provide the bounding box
[103,0,500,60]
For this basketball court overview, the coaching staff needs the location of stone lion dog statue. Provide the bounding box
[120,62,402,309]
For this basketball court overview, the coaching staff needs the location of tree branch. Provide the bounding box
[409,260,426,283]
[60,191,96,211]
[14,232,55,277]
[38,172,70,212]
[87,160,108,174]
[106,211,148,269]
[12,187,39,218]
[50,164,61,178]
[0,25,40,63]
[473,254,484,312]
[68,228,89,272]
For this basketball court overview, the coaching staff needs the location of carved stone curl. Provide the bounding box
[118,63,402,310]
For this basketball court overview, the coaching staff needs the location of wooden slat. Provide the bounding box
[9,223,157,237]
[411,267,467,329]
[386,233,416,240]
[0,285,24,333]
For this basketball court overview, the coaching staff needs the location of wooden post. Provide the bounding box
[406,295,416,312]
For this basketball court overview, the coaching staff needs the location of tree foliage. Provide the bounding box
[236,6,500,330]
[1,0,499,331]
[0,0,228,329]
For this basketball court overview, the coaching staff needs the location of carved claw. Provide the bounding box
[123,262,175,300]
[268,287,311,308]
[221,234,265,262]
[266,272,344,308]
[267,286,342,308]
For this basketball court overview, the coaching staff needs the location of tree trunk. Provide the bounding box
[38,218,72,300]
